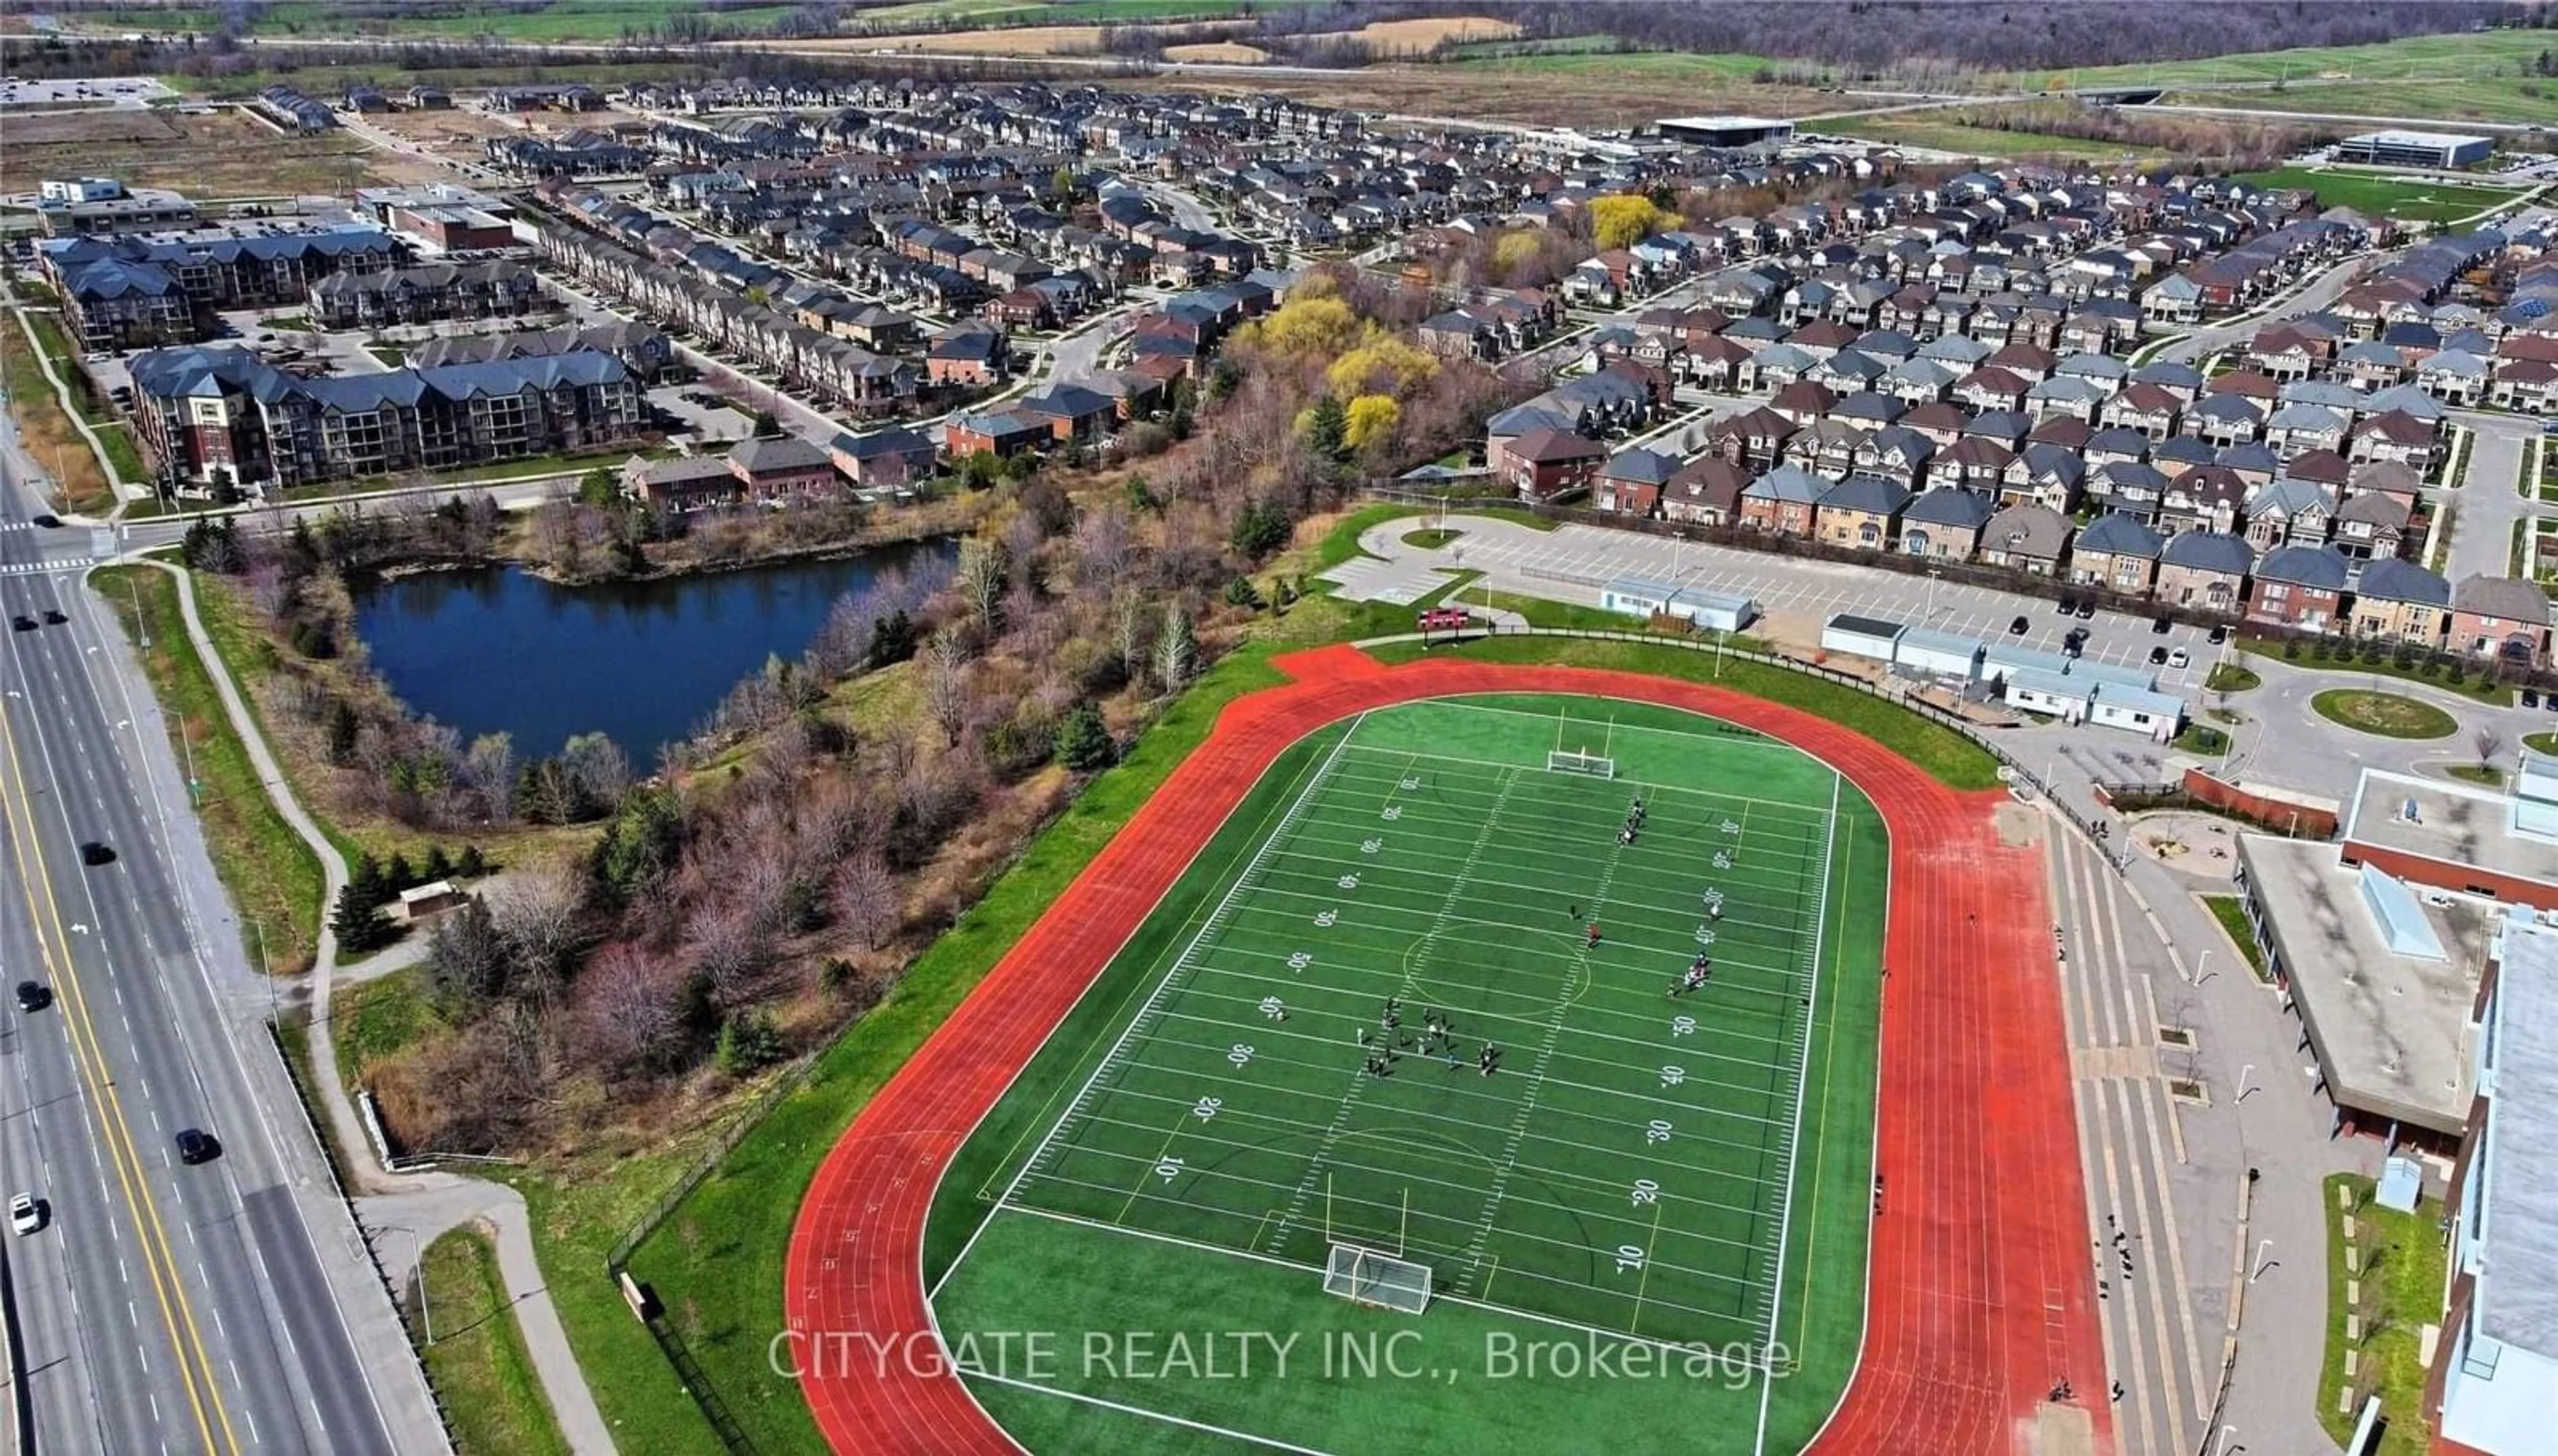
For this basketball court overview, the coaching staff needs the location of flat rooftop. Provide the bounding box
[2340,769,2558,889]
[2345,129,2494,148]
[2240,834,2484,1132]
[2481,918,2558,1356]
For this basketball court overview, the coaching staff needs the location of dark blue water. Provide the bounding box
[352,542,955,758]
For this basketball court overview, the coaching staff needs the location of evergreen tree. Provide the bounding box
[330,884,398,956]
[386,851,415,891]
[863,608,918,669]
[1055,701,1114,771]
[1302,394,1348,461]
[422,845,455,882]
[714,1010,786,1075]
[456,844,488,878]
[349,851,388,909]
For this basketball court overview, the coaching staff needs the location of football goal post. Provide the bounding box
[1323,1244,1432,1315]
[1545,748,1617,778]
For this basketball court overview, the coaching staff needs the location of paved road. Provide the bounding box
[2445,414,2536,585]
[0,416,443,1455]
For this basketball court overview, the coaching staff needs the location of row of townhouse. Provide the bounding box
[41,226,401,351]
[127,344,641,496]
[1589,449,2549,663]
[535,224,927,415]
[306,259,545,330]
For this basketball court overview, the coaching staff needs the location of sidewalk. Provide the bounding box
[149,560,619,1456]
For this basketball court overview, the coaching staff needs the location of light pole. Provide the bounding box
[252,917,276,1027]
[125,573,147,647]
[2236,1062,2257,1102]
[2250,1238,2276,1283]
[2216,1426,2242,1456]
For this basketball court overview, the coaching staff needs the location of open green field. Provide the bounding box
[853,0,1283,26]
[2162,77,2558,129]
[2236,167,2533,225]
[2044,29,2556,91]
[86,1,802,41]
[1827,115,2154,163]
[931,694,1886,1455]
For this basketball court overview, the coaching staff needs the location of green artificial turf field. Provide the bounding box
[927,695,1889,1455]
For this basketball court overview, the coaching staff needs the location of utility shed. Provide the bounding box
[1821,612,1904,663]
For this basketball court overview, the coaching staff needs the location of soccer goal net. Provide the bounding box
[1545,749,1617,779]
[1323,1244,1432,1314]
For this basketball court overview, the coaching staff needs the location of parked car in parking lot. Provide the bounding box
[2056,596,2077,617]
[2208,624,2228,645]
[2170,647,2189,669]
[2075,601,2095,619]
[2008,615,2030,635]
[2152,615,2173,634]
[2149,645,2169,665]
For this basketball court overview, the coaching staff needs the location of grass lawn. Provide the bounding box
[2048,29,2555,90]
[2317,1173,2451,1456]
[620,645,1297,1455]
[2236,167,2530,226]
[2204,662,2262,693]
[2173,723,2230,755]
[933,695,1885,1455]
[0,314,117,515]
[2166,77,2558,131]
[2310,689,2458,740]
[1400,527,1460,549]
[2528,731,2558,756]
[2240,636,2509,705]
[1362,633,2004,791]
[1829,114,2153,163]
[93,566,326,974]
[2201,895,2268,981]
[334,968,448,1086]
[414,1225,574,1456]
[2446,763,2505,787]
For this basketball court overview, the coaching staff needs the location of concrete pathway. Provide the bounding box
[9,306,139,517]
[146,560,619,1455]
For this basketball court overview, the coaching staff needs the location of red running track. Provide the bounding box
[785,645,2111,1456]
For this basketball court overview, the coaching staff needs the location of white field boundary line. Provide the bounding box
[976,713,1370,1257]
[1330,742,1837,819]
[966,1368,1340,1456]
[1388,693,1814,752]
[962,737,1342,1206]
[1797,795,1890,1453]
[1754,768,1844,1455]
[925,719,1351,1308]
[999,1202,1779,1369]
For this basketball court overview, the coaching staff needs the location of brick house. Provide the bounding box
[2245,543,2349,630]
[2154,530,2253,611]
[1815,474,1911,550]
[1978,502,2072,575]
[2451,574,2552,667]
[2068,512,2164,595]
[1739,464,1828,536]
[829,426,939,490]
[1497,428,1606,502]
[727,435,840,504]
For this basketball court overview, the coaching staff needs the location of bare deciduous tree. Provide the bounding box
[487,866,586,1005]
[922,627,971,748]
[834,849,899,950]
[957,537,1009,637]
[2476,726,2505,769]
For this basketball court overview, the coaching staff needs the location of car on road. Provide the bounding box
[174,1129,220,1165]
[14,980,48,1012]
[41,609,65,625]
[2150,645,2170,665]
[9,615,32,632]
[8,1193,42,1236]
[30,514,59,528]
[2008,615,2030,635]
[2152,615,2174,634]
[2170,647,2190,669]
[78,841,114,867]
[2074,601,2096,619]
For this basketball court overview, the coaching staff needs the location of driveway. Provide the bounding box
[2445,414,2537,585]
